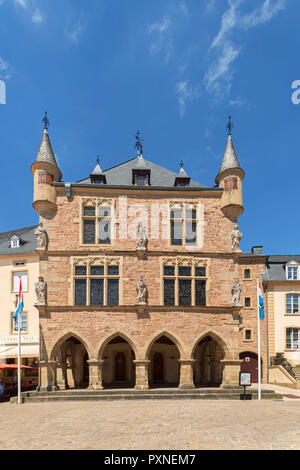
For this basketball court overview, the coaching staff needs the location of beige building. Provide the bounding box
[0,226,39,388]
[29,118,269,393]
[264,256,300,372]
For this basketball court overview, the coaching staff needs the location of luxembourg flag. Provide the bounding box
[258,280,265,321]
[13,278,24,321]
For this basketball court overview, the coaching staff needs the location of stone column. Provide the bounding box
[134,360,150,390]
[220,359,242,388]
[37,361,58,392]
[179,359,195,389]
[56,362,68,390]
[87,359,104,390]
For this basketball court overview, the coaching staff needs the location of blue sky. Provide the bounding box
[0,0,299,254]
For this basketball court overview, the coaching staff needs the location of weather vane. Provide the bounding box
[96,155,100,165]
[227,115,233,136]
[42,111,49,130]
[135,130,144,156]
[180,160,184,169]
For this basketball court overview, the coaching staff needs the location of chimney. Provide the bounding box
[251,246,263,255]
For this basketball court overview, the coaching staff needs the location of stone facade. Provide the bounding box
[31,127,268,391]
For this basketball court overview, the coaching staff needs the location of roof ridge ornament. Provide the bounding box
[226,115,233,136]
[42,111,49,131]
[135,130,144,156]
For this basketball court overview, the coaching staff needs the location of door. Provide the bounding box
[153,353,164,382]
[115,352,126,381]
[240,352,262,384]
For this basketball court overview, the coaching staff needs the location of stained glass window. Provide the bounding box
[84,220,95,244]
[179,279,191,306]
[164,266,175,276]
[90,266,104,276]
[75,266,87,276]
[195,267,206,277]
[195,280,206,306]
[179,266,191,276]
[75,279,87,306]
[108,266,119,276]
[84,207,95,217]
[90,279,104,306]
[164,279,175,306]
[108,279,119,305]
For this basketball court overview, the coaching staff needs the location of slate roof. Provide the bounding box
[77,157,208,188]
[264,255,300,281]
[216,134,243,183]
[0,226,37,256]
[32,129,61,180]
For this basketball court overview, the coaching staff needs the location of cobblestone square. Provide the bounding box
[1,398,300,450]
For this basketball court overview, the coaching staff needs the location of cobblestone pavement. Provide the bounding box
[1,399,300,450]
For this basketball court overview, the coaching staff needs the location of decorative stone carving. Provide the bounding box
[136,222,148,251]
[35,222,48,250]
[35,277,47,306]
[136,276,147,305]
[231,224,242,253]
[232,279,242,306]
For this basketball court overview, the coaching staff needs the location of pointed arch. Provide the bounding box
[191,330,230,359]
[97,332,138,360]
[145,330,184,359]
[50,330,92,361]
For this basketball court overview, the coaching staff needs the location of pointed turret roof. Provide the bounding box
[90,158,104,176]
[216,134,244,183]
[34,128,59,169]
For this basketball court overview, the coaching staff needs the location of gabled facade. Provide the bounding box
[263,255,300,367]
[31,121,267,391]
[0,226,39,388]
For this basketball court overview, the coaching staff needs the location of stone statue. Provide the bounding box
[35,222,48,250]
[232,279,242,306]
[231,224,242,253]
[136,222,147,251]
[136,275,147,305]
[35,277,47,305]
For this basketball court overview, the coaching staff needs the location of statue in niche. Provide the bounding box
[136,276,147,305]
[232,279,242,306]
[35,277,47,305]
[231,224,242,253]
[136,222,148,251]
[35,222,48,250]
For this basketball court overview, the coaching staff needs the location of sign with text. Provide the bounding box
[239,372,251,387]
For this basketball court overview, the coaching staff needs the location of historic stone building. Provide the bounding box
[31,118,268,391]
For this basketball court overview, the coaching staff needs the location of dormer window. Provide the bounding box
[10,235,21,249]
[132,170,150,186]
[286,262,299,280]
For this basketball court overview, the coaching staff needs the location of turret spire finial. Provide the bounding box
[96,155,100,165]
[135,130,144,156]
[226,115,233,136]
[180,160,184,169]
[42,111,49,131]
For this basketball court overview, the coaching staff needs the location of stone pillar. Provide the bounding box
[56,362,68,390]
[87,359,104,390]
[37,361,58,392]
[134,360,150,390]
[220,359,242,388]
[179,359,195,389]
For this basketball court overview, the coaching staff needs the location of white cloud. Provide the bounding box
[229,96,247,106]
[0,57,14,81]
[205,0,287,96]
[14,0,27,8]
[176,80,200,116]
[242,0,286,28]
[148,17,173,61]
[180,2,189,16]
[65,21,84,44]
[206,0,216,13]
[32,8,45,24]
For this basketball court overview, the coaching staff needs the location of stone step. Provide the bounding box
[12,389,282,403]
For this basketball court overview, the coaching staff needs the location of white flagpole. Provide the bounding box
[257,276,261,401]
[17,313,21,405]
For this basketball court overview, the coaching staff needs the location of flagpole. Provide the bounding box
[17,312,21,405]
[257,276,261,401]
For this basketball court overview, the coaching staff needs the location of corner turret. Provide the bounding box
[31,112,62,216]
[215,117,244,222]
